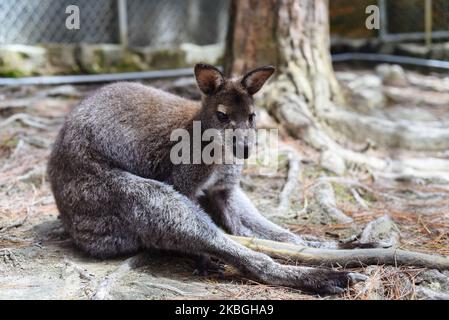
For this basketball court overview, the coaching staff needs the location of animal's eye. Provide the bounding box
[216,111,230,123]
[249,113,256,123]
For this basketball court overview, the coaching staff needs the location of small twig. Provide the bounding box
[360,214,399,248]
[63,257,95,281]
[92,254,147,300]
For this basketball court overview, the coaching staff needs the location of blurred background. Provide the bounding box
[0,0,448,77]
[1,0,449,301]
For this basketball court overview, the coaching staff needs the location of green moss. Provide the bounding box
[0,69,26,78]
[1,136,19,149]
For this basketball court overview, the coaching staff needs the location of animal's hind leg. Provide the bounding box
[72,230,141,259]
[117,173,366,294]
[200,186,381,249]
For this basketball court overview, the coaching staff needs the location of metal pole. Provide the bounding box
[378,0,388,42]
[425,0,433,48]
[117,0,128,47]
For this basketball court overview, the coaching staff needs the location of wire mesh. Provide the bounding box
[0,0,229,46]
[330,0,449,41]
[1,0,447,46]
[0,0,118,44]
[126,0,229,47]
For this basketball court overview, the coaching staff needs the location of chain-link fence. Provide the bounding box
[1,0,447,49]
[330,0,449,43]
[0,0,230,47]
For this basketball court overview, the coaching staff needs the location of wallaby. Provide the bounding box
[47,64,367,294]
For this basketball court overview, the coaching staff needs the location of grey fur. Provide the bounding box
[47,64,364,294]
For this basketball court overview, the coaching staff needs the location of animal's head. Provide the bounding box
[194,63,275,159]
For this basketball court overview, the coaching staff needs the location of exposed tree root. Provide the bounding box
[263,78,449,185]
[350,188,369,209]
[416,286,449,300]
[276,147,301,213]
[0,113,57,129]
[322,109,449,151]
[63,258,95,282]
[228,235,449,270]
[311,181,353,224]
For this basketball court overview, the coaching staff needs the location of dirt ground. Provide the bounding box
[1,67,449,300]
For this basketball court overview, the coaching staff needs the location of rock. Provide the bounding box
[396,43,430,59]
[134,43,224,70]
[0,45,47,77]
[180,42,224,66]
[378,42,396,55]
[335,71,358,82]
[347,74,385,111]
[360,214,399,247]
[331,37,369,53]
[45,44,80,74]
[133,46,186,70]
[417,269,449,291]
[320,150,346,175]
[346,74,385,110]
[416,286,449,300]
[376,64,408,87]
[430,42,449,61]
[77,44,146,74]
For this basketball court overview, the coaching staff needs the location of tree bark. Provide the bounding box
[225,0,346,147]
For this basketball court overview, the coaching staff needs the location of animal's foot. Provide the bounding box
[297,268,367,295]
[260,263,368,295]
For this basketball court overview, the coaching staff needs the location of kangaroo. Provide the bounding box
[47,64,366,294]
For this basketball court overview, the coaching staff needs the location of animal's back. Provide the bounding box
[47,82,201,257]
[49,82,200,180]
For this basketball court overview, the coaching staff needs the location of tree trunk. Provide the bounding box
[225,0,343,143]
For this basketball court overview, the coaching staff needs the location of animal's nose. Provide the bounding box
[243,145,249,159]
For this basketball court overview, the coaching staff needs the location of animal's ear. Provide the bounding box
[194,63,225,95]
[241,66,275,95]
